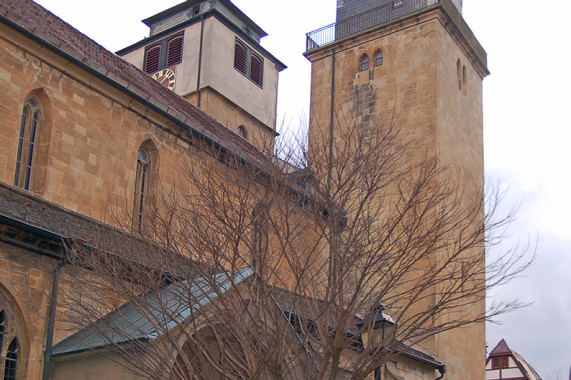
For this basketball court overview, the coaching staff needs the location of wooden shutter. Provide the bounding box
[166,36,183,66]
[145,46,161,74]
[250,55,263,86]
[234,42,247,74]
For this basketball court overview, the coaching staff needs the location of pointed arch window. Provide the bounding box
[134,147,151,232]
[359,54,369,71]
[15,100,41,190]
[374,50,384,67]
[0,295,24,380]
[3,338,19,380]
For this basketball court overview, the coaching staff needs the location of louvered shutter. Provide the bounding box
[250,55,263,86]
[234,42,247,74]
[145,46,161,74]
[166,36,183,66]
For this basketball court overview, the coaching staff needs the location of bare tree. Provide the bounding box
[58,114,530,380]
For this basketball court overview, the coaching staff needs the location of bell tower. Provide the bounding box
[117,0,286,152]
[305,0,488,378]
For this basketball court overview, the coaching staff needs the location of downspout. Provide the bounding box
[435,365,447,379]
[42,251,73,380]
[196,14,205,108]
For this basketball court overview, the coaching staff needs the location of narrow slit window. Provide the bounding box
[15,101,41,190]
[166,36,183,67]
[359,54,369,71]
[135,147,151,232]
[457,59,462,90]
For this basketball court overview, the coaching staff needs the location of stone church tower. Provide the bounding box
[305,0,489,378]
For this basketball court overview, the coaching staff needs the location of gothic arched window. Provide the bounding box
[374,50,384,67]
[359,54,369,71]
[134,147,151,232]
[3,338,19,380]
[15,99,42,190]
[133,141,158,233]
[0,294,24,380]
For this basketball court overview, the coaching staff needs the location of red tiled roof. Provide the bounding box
[490,338,511,356]
[0,0,269,166]
[487,339,542,380]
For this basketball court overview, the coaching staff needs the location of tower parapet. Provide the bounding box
[337,0,461,21]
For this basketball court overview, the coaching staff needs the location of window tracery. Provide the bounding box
[0,295,23,380]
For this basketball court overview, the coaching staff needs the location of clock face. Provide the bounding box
[152,69,176,91]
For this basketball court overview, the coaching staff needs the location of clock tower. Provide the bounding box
[305,0,488,378]
[118,0,286,151]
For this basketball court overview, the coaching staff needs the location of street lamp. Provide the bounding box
[358,304,395,349]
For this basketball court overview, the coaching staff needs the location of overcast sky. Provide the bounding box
[33,0,571,378]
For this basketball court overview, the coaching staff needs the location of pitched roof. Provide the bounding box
[489,338,511,356]
[0,0,271,167]
[52,267,255,357]
[487,339,542,380]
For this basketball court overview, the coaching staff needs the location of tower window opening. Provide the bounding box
[234,39,264,87]
[359,54,369,71]
[145,46,161,74]
[250,55,263,86]
[234,41,247,75]
[144,32,185,74]
[166,36,184,67]
[374,50,384,67]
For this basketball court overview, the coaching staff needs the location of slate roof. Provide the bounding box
[52,266,255,357]
[0,0,272,168]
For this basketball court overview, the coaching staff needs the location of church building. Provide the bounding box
[0,0,488,378]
